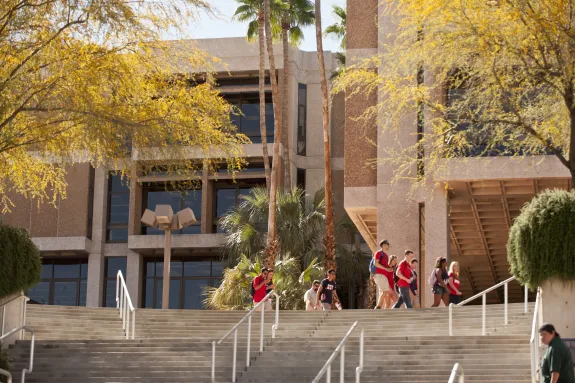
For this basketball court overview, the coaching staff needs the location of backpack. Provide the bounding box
[250,279,256,298]
[428,268,437,286]
[369,258,377,274]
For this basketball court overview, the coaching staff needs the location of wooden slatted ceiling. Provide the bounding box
[449,178,571,303]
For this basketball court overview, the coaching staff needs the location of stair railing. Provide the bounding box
[447,363,464,383]
[211,290,280,383]
[0,326,35,383]
[1,294,29,346]
[116,271,135,340]
[448,276,529,336]
[311,321,364,383]
[530,287,542,383]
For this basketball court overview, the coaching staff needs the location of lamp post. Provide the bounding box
[141,205,197,309]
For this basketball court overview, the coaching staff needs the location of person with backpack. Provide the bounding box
[264,269,275,311]
[430,257,450,307]
[252,267,270,311]
[392,250,416,309]
[372,239,395,309]
[409,258,419,308]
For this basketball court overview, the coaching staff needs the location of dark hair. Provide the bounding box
[539,323,560,338]
[379,239,389,247]
[405,250,414,256]
[312,280,320,285]
[267,269,274,273]
[261,267,269,273]
[411,259,418,264]
[434,257,447,269]
[328,269,336,274]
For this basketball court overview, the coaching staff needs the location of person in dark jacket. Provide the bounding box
[539,323,574,383]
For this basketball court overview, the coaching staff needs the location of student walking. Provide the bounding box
[539,323,574,383]
[373,240,393,309]
[315,269,339,311]
[447,262,463,305]
[252,268,270,311]
[392,251,416,309]
[430,257,450,307]
[384,255,399,308]
[304,280,321,311]
[264,269,275,311]
[410,258,419,308]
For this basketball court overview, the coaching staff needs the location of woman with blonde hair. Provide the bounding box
[383,255,399,308]
[447,261,463,305]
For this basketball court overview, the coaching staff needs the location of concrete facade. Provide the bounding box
[1,37,348,309]
[344,1,573,306]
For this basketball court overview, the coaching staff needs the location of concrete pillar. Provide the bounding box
[126,250,143,308]
[128,167,142,236]
[86,167,108,307]
[0,293,27,346]
[423,184,450,307]
[201,163,213,234]
[540,279,575,338]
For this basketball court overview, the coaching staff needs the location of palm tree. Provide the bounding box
[279,0,315,186]
[233,0,282,191]
[212,186,369,309]
[314,0,336,272]
[263,0,283,269]
[324,5,346,79]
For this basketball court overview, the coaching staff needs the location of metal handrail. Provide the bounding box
[530,288,542,383]
[449,276,529,336]
[0,326,35,383]
[211,290,280,383]
[116,271,135,340]
[312,321,364,383]
[1,295,29,346]
[447,363,464,383]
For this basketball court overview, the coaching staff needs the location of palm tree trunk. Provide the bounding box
[315,0,336,272]
[264,0,282,269]
[258,9,271,191]
[282,21,292,187]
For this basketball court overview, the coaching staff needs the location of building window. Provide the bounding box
[226,93,274,144]
[296,168,306,191]
[213,179,265,233]
[27,259,88,306]
[104,257,127,308]
[297,84,307,155]
[143,257,224,309]
[106,174,130,242]
[142,183,202,235]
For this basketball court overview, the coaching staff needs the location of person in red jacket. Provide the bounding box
[447,261,463,304]
[392,250,416,309]
[252,268,270,311]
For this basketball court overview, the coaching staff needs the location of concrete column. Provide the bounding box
[541,279,575,338]
[423,184,450,307]
[126,250,143,308]
[86,167,108,307]
[0,293,27,346]
[201,164,213,234]
[128,167,143,236]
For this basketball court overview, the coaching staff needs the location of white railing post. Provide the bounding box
[272,296,279,339]
[131,310,135,340]
[116,271,136,340]
[524,284,528,313]
[1,326,35,383]
[211,341,216,382]
[313,322,360,383]
[1,306,5,345]
[448,363,464,383]
[246,315,252,367]
[504,282,509,325]
[355,329,364,383]
[116,273,120,308]
[326,365,331,383]
[482,294,486,336]
[340,345,345,383]
[260,304,265,352]
[449,303,453,336]
[232,329,238,383]
[530,288,541,383]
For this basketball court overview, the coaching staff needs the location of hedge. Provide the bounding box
[507,189,575,289]
[0,224,42,299]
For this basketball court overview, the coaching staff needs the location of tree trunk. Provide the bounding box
[264,0,283,269]
[315,0,336,272]
[258,9,271,191]
[282,21,292,187]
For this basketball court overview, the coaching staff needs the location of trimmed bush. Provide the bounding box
[0,224,41,299]
[507,190,575,289]
[0,349,9,383]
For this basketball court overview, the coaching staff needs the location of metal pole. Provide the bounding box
[449,304,453,336]
[1,306,5,341]
[504,283,508,325]
[326,365,331,383]
[340,345,345,383]
[247,315,252,367]
[356,329,364,383]
[273,294,279,339]
[232,329,238,383]
[211,341,216,382]
[116,274,120,308]
[125,306,130,340]
[162,228,172,310]
[482,294,486,336]
[131,310,135,340]
[260,305,265,352]
[524,285,528,313]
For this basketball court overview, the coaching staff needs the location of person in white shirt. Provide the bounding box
[304,280,321,310]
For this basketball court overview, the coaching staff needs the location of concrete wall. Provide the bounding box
[541,279,575,339]
[0,293,27,347]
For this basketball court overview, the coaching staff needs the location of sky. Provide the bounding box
[178,0,346,52]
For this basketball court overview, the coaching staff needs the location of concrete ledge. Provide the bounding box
[128,234,227,251]
[32,237,92,254]
[435,155,571,182]
[344,186,377,209]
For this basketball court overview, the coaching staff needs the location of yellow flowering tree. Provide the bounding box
[0,0,247,212]
[335,0,575,185]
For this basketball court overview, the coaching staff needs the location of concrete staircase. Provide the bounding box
[6,303,533,383]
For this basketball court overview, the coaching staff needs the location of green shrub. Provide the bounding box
[0,224,42,299]
[0,348,9,383]
[507,190,575,289]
